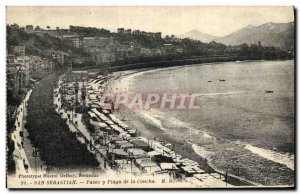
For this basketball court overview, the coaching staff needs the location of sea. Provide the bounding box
[109,60,295,186]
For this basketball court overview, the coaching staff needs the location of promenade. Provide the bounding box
[11,85,44,174]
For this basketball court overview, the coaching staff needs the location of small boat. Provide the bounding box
[265,90,274,93]
[219,79,226,82]
[208,80,212,82]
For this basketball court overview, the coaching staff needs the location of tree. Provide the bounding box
[47,26,50,30]
[240,43,250,56]
[35,26,41,30]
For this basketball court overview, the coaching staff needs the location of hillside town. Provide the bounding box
[6,22,294,107]
[9,23,185,65]
[6,24,184,128]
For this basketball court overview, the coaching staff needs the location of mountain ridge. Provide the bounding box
[179,29,219,43]
[181,22,294,51]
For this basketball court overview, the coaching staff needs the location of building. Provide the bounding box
[140,48,153,56]
[129,42,134,47]
[91,49,116,64]
[154,32,162,38]
[48,61,55,70]
[24,56,32,69]
[132,30,140,35]
[140,31,146,36]
[15,56,25,66]
[7,65,23,98]
[176,47,184,54]
[40,58,46,69]
[65,70,89,82]
[10,56,31,86]
[38,58,55,70]
[258,41,262,47]
[145,32,153,37]
[152,48,162,55]
[105,44,117,53]
[131,30,161,38]
[48,51,66,65]
[83,36,110,51]
[109,36,115,44]
[116,45,131,60]
[174,38,182,43]
[83,37,96,49]
[13,46,26,57]
[124,29,132,34]
[25,25,34,31]
[117,28,124,34]
[30,56,43,72]
[21,56,32,84]
[162,44,175,55]
[127,46,141,58]
[7,54,15,65]
[62,35,83,49]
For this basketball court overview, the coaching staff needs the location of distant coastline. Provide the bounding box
[109,55,293,72]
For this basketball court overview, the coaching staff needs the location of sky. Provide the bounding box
[6,6,294,37]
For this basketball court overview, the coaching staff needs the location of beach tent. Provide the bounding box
[148,150,162,157]
[135,158,161,173]
[112,149,129,158]
[127,148,148,158]
[160,163,178,170]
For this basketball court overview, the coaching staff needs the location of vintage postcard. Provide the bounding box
[6,6,295,189]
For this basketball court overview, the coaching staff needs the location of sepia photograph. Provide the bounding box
[5,6,295,189]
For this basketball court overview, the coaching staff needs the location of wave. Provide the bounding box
[137,108,216,142]
[138,108,295,172]
[245,144,294,170]
[138,110,165,130]
[189,142,213,159]
[195,91,246,97]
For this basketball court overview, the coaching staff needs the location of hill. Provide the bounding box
[6,25,91,63]
[216,22,294,51]
[179,30,219,43]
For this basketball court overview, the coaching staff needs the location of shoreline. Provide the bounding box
[107,60,294,186]
[108,66,256,186]
[111,103,256,186]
